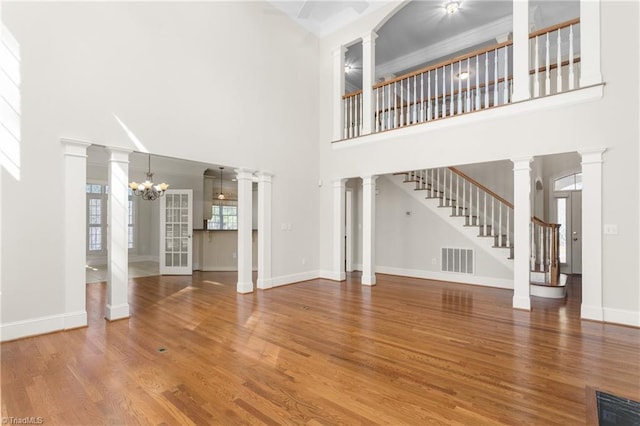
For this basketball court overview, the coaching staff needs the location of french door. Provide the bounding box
[160,189,193,275]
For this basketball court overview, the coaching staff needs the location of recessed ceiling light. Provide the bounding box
[458,71,470,80]
[445,1,460,15]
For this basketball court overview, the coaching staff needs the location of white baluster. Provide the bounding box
[557,28,563,93]
[569,24,575,90]
[430,168,435,198]
[485,52,490,108]
[545,33,551,95]
[493,48,499,107]
[413,75,417,124]
[538,225,543,269]
[455,173,459,214]
[387,84,392,130]
[442,66,447,117]
[400,80,404,127]
[436,168,440,203]
[491,197,496,237]
[534,36,540,97]
[462,178,466,222]
[531,223,536,270]
[503,45,509,104]
[476,186,480,228]
[483,191,487,236]
[435,68,439,118]
[343,97,348,139]
[457,61,463,114]
[375,88,380,132]
[506,207,511,248]
[393,82,398,128]
[359,93,363,136]
[427,70,432,121]
[449,64,454,116]
[499,203,503,247]
[466,58,471,112]
[420,73,425,122]
[475,56,480,110]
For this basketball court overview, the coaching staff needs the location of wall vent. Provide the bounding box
[441,248,474,274]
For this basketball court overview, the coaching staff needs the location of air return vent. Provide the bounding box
[441,248,474,274]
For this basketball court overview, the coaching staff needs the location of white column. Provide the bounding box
[579,148,606,321]
[361,31,377,134]
[332,45,347,141]
[512,158,532,310]
[257,172,272,290]
[361,175,378,286]
[332,179,346,281]
[106,147,132,321]
[579,0,603,87]
[512,0,531,102]
[62,139,91,329]
[236,169,254,294]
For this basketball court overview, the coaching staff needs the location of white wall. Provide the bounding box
[1,1,320,332]
[375,176,513,283]
[317,2,639,321]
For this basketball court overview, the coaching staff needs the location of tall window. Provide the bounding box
[86,184,135,253]
[207,202,238,230]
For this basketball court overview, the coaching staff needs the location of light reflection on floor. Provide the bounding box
[86,260,159,283]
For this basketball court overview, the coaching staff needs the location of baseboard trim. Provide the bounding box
[270,271,320,288]
[376,266,514,289]
[318,270,345,281]
[603,307,640,328]
[201,266,258,272]
[64,310,88,330]
[105,303,130,321]
[1,314,65,342]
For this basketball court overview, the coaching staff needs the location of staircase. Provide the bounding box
[394,168,566,298]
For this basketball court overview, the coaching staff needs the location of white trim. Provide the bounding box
[270,270,320,288]
[376,266,513,289]
[333,85,605,148]
[64,310,88,330]
[319,270,345,281]
[1,314,65,342]
[603,308,640,328]
[105,303,130,321]
[581,304,604,321]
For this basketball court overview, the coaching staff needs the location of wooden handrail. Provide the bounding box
[448,167,513,209]
[532,216,560,228]
[343,90,362,100]
[529,17,580,39]
[373,40,513,90]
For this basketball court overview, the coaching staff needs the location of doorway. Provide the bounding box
[553,172,582,274]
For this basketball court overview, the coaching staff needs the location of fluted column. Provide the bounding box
[106,147,132,321]
[332,45,347,141]
[62,139,91,329]
[579,148,605,321]
[361,175,378,286]
[361,31,377,134]
[236,169,254,294]
[257,172,273,290]
[512,158,532,310]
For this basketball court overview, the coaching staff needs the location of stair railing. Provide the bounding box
[342,90,363,139]
[531,216,561,285]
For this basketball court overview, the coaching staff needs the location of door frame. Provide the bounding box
[159,189,193,275]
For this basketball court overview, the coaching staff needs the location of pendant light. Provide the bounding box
[217,167,225,200]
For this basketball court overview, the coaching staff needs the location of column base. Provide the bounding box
[237,281,254,294]
[512,295,531,311]
[361,274,376,286]
[64,310,87,329]
[256,278,272,290]
[105,303,130,321]
[581,304,604,321]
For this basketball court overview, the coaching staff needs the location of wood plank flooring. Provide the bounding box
[2,272,639,425]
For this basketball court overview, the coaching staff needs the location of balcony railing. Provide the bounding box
[340,18,581,141]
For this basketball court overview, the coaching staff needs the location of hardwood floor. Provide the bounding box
[2,273,639,425]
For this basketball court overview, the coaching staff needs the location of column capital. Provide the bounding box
[579,148,606,164]
[61,138,91,157]
[257,172,274,183]
[235,169,255,180]
[106,147,133,163]
[361,175,379,185]
[333,178,346,188]
[361,30,378,43]
[511,157,533,171]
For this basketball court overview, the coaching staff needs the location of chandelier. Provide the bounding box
[128,154,169,201]
[217,167,225,200]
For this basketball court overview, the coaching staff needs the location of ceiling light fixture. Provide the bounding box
[457,71,470,80]
[129,154,169,201]
[217,167,225,200]
[344,64,352,73]
[445,1,460,14]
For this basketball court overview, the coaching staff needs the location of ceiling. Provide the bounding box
[265,1,579,93]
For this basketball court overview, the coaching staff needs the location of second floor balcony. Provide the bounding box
[333,1,603,143]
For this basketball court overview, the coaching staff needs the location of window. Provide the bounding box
[86,183,136,253]
[207,202,238,230]
[554,172,582,191]
[556,197,567,263]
